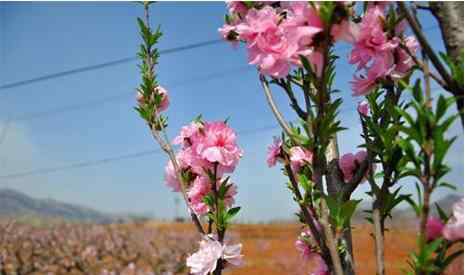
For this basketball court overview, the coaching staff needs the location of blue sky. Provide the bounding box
[0,2,463,221]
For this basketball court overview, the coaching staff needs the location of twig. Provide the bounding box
[277,79,308,119]
[398,2,459,95]
[150,127,206,235]
[399,43,448,91]
[283,159,327,254]
[259,75,295,138]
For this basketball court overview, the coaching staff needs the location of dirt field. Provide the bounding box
[152,222,463,275]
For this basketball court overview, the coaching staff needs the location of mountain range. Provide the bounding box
[0,188,113,223]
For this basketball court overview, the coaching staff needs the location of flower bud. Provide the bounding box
[425,217,445,241]
[357,100,370,116]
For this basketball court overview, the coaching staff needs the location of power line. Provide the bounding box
[11,65,253,122]
[0,149,163,180]
[0,39,222,91]
[0,86,446,181]
[0,121,282,180]
[4,25,441,122]
[0,25,439,92]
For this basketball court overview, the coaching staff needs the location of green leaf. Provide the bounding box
[341,199,362,226]
[227,206,241,219]
[435,203,448,222]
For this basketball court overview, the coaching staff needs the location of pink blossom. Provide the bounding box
[309,253,329,275]
[173,121,203,147]
[188,176,211,216]
[164,161,181,192]
[295,228,328,274]
[267,137,282,167]
[295,238,312,260]
[339,150,367,182]
[350,51,394,96]
[282,2,323,29]
[289,146,313,172]
[194,121,243,172]
[282,2,323,46]
[357,100,370,116]
[219,23,238,43]
[443,198,464,241]
[236,6,293,78]
[425,217,445,241]
[187,176,238,216]
[177,147,213,176]
[349,5,418,95]
[391,36,418,80]
[186,236,243,275]
[186,237,224,275]
[350,75,378,96]
[349,5,390,70]
[136,90,144,105]
[233,3,323,78]
[156,86,169,112]
[295,228,314,260]
[137,86,169,112]
[224,182,238,207]
[226,1,248,17]
[223,242,244,267]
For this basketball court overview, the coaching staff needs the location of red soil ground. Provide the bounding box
[153,222,463,275]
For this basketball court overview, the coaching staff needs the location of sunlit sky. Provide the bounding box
[0,2,463,221]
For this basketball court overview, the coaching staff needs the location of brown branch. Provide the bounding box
[320,199,344,275]
[283,160,327,255]
[398,2,458,94]
[399,1,464,125]
[399,43,448,91]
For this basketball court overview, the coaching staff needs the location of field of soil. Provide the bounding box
[0,220,461,274]
[152,222,463,275]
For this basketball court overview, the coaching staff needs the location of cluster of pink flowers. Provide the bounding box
[289,146,314,172]
[219,2,330,78]
[266,137,283,167]
[136,85,170,112]
[186,235,243,275]
[164,120,243,215]
[338,150,368,183]
[348,4,419,96]
[295,228,328,275]
[426,198,464,242]
[266,137,314,173]
[357,100,370,116]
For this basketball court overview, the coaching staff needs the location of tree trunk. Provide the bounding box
[429,1,464,124]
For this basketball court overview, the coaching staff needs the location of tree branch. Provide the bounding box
[398,2,458,94]
[276,79,308,119]
[259,75,295,138]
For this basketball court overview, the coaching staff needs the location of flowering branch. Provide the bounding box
[136,2,205,236]
[136,3,245,275]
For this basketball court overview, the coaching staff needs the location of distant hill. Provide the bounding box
[0,188,113,224]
